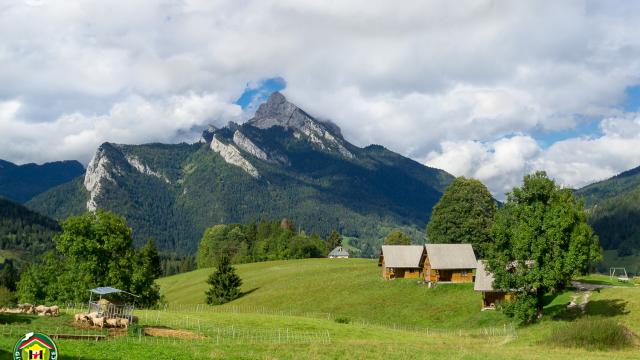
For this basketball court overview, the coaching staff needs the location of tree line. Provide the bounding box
[196,219,341,268]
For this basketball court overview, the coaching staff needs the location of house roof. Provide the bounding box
[328,246,349,257]
[474,260,495,291]
[474,260,535,292]
[425,244,477,270]
[380,245,425,268]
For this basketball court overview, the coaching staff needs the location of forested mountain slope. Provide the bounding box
[575,165,640,255]
[28,92,453,254]
[0,159,84,203]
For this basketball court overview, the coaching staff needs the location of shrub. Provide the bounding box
[547,317,634,350]
[0,286,18,308]
[334,316,350,324]
[498,293,538,325]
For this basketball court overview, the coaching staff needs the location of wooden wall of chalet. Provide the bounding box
[381,264,423,279]
[424,263,474,283]
[482,292,514,308]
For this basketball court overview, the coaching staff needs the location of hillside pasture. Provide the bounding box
[0,305,639,359]
[0,258,639,358]
[158,258,509,329]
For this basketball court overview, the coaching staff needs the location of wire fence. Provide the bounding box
[0,323,108,339]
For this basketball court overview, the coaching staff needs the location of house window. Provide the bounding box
[461,270,468,277]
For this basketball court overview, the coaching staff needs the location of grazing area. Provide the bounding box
[158,258,508,329]
[0,279,639,359]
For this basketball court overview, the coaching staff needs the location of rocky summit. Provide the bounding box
[27,93,453,254]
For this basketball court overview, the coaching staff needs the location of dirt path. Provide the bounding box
[567,281,602,314]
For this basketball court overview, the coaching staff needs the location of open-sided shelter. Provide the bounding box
[88,286,138,321]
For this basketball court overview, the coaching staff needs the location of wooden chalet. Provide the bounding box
[474,260,513,309]
[378,245,427,279]
[424,244,477,283]
[475,260,535,309]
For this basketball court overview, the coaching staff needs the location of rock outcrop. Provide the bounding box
[84,146,117,211]
[210,136,260,178]
[124,155,170,183]
[232,130,269,161]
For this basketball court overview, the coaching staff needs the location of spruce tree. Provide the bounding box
[326,230,342,251]
[205,256,243,305]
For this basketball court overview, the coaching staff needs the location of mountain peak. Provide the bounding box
[254,91,298,119]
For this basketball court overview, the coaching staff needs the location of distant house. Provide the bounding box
[378,245,427,279]
[328,246,349,259]
[474,260,513,309]
[424,244,477,283]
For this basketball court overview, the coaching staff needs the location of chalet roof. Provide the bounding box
[380,245,425,268]
[425,244,477,270]
[474,260,495,291]
[328,246,349,257]
[474,260,535,292]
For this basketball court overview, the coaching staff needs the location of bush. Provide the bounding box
[0,286,17,308]
[547,317,634,350]
[499,293,538,325]
[334,316,350,324]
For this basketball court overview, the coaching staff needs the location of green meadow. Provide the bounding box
[0,258,638,359]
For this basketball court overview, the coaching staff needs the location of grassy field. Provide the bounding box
[576,273,639,287]
[1,258,639,359]
[158,258,509,329]
[0,301,638,359]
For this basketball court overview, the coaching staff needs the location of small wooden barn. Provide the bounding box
[378,245,427,279]
[424,244,477,283]
[328,246,349,259]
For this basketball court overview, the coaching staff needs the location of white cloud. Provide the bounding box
[0,94,242,164]
[0,0,639,193]
[426,114,640,198]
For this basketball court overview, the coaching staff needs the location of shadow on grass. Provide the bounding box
[586,299,630,317]
[240,287,259,298]
[0,313,34,325]
[546,298,629,321]
[579,279,634,287]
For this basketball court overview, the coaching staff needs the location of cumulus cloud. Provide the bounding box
[0,93,242,164]
[0,0,640,193]
[426,114,640,198]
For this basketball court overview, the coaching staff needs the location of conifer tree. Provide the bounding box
[205,256,243,305]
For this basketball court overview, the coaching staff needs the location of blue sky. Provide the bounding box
[235,77,287,112]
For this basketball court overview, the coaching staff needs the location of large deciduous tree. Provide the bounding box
[17,211,160,307]
[486,172,601,324]
[427,177,495,256]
